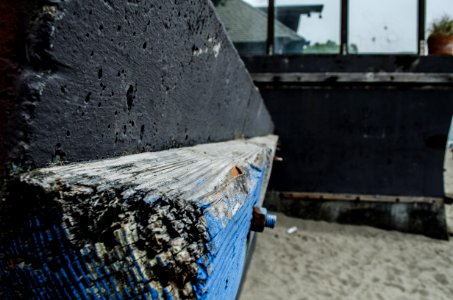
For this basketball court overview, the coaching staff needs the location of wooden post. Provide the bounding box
[267,0,275,55]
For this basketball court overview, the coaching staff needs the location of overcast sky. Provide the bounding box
[243,0,453,53]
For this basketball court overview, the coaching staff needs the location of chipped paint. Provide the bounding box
[193,39,221,58]
[1,136,277,299]
[212,42,221,58]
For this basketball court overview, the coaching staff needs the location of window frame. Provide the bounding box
[263,0,427,55]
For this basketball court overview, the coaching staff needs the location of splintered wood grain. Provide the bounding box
[1,135,277,299]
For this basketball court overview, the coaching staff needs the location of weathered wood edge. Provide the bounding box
[1,135,278,299]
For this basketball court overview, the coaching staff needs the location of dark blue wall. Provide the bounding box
[244,55,453,197]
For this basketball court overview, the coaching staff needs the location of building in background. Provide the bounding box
[215,0,317,55]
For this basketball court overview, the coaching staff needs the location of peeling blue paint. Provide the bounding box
[1,145,273,299]
[193,162,266,300]
[163,287,175,300]
[144,196,160,204]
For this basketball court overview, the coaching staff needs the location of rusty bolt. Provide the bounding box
[251,207,277,232]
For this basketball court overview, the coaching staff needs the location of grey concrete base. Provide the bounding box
[265,191,448,240]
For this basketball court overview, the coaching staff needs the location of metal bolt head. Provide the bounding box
[251,207,277,232]
[265,214,276,229]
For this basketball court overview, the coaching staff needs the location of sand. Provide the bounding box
[240,212,453,300]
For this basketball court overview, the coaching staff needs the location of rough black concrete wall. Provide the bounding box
[0,0,273,176]
[0,1,38,179]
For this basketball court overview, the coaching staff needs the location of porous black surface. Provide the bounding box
[1,0,273,174]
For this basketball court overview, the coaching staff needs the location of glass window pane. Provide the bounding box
[213,0,269,55]
[348,0,418,54]
[275,0,341,54]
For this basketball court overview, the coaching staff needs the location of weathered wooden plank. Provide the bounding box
[0,135,277,299]
[447,117,453,151]
[443,116,453,235]
[444,116,453,198]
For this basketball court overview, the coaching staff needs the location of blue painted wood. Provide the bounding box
[0,136,277,299]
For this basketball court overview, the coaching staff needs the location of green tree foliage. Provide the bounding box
[429,15,453,36]
[303,40,359,54]
[303,40,339,54]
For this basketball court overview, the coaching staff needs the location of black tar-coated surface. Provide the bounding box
[2,0,273,172]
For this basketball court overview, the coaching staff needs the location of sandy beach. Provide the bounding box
[240,212,453,300]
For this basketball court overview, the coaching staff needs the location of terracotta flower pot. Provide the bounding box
[427,34,453,55]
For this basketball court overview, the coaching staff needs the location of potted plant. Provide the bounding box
[428,15,453,55]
